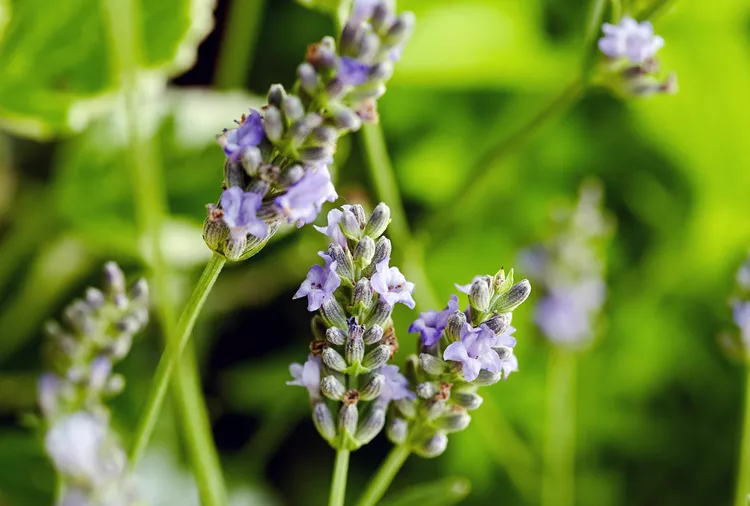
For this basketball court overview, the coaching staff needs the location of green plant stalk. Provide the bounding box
[542,348,577,506]
[355,444,411,506]
[734,367,750,506]
[330,449,351,506]
[129,253,226,464]
[215,0,266,89]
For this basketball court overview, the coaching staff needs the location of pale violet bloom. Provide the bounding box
[293,253,341,311]
[338,57,371,86]
[734,301,750,346]
[218,109,265,164]
[275,165,338,227]
[443,324,504,382]
[45,412,125,486]
[38,373,64,418]
[371,260,416,309]
[535,279,606,346]
[492,325,518,349]
[598,17,664,64]
[376,365,415,404]
[314,205,351,248]
[409,295,459,346]
[455,276,484,294]
[220,187,268,239]
[287,354,322,401]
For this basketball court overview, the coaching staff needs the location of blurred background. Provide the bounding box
[1,0,749,505]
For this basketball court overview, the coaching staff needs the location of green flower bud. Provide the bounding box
[363,325,383,345]
[434,411,471,433]
[322,348,348,372]
[356,406,385,445]
[353,236,376,267]
[473,369,502,386]
[320,298,348,329]
[362,344,390,370]
[493,279,531,313]
[364,203,391,239]
[387,417,409,445]
[419,353,445,376]
[321,375,347,400]
[313,401,336,442]
[452,392,483,411]
[469,278,491,312]
[415,431,448,458]
[263,106,284,142]
[267,84,287,109]
[281,94,304,123]
[328,242,354,281]
[445,311,466,341]
[359,373,385,400]
[326,327,346,346]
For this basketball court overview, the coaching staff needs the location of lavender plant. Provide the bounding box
[521,181,612,506]
[354,269,532,506]
[132,0,415,465]
[38,263,149,506]
[287,202,415,505]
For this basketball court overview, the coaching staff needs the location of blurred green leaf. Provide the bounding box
[380,476,471,506]
[0,0,215,139]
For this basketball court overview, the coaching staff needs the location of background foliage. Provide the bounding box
[0,0,747,505]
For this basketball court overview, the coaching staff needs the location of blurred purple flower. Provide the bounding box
[455,275,483,295]
[220,187,268,239]
[371,260,416,309]
[218,109,264,163]
[314,205,351,248]
[443,323,503,382]
[409,295,459,346]
[338,57,371,86]
[376,365,415,404]
[294,253,341,311]
[598,17,664,64]
[287,354,322,401]
[275,165,338,227]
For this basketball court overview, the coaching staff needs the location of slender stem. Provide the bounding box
[129,253,226,464]
[355,445,411,506]
[542,348,577,506]
[329,449,351,506]
[215,0,266,89]
[735,368,750,506]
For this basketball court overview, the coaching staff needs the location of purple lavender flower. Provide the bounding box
[371,260,416,309]
[287,354,322,401]
[377,364,416,404]
[293,253,341,311]
[598,17,664,64]
[535,279,605,346]
[218,109,265,163]
[314,205,351,248]
[443,323,504,382]
[409,295,459,346]
[492,325,518,349]
[349,0,379,25]
[733,301,750,345]
[275,165,338,227]
[455,276,483,294]
[338,57,371,86]
[220,187,268,239]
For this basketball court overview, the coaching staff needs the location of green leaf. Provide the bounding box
[0,0,216,139]
[380,477,471,506]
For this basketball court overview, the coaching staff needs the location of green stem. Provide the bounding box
[734,368,750,506]
[129,253,226,465]
[329,449,351,506]
[542,348,577,506]
[355,445,411,506]
[215,0,267,89]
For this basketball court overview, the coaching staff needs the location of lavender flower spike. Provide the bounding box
[220,186,268,239]
[598,17,664,64]
[217,109,265,163]
[287,354,323,401]
[294,254,341,311]
[443,324,504,382]
[409,295,459,346]
[371,260,416,309]
[275,165,338,227]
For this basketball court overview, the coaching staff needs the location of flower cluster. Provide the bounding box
[203,0,415,261]
[38,263,149,506]
[521,181,612,349]
[287,203,416,450]
[597,16,677,98]
[387,269,531,458]
[723,254,750,360]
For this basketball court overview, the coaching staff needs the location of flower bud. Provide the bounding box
[223,234,247,261]
[356,407,385,445]
[346,334,365,365]
[394,398,416,419]
[281,95,304,123]
[387,417,409,444]
[425,399,447,421]
[493,279,531,313]
[289,114,323,148]
[453,391,483,410]
[105,374,125,396]
[364,203,390,239]
[352,279,373,311]
[473,369,502,386]
[357,32,380,62]
[494,346,513,361]
[384,12,416,48]
[445,311,466,341]
[267,84,286,109]
[224,161,245,188]
[321,375,347,400]
[326,327,346,346]
[362,344,390,370]
[367,299,392,328]
[298,63,319,95]
[299,146,334,164]
[485,313,511,335]
[415,431,448,458]
[353,236,376,266]
[419,353,445,375]
[263,106,284,142]
[320,298,348,329]
[340,208,362,240]
[242,146,263,176]
[129,279,149,306]
[84,288,106,309]
[322,348,348,372]
[363,325,383,345]
[312,125,338,146]
[368,62,394,83]
[278,165,305,189]
[328,243,354,281]
[104,262,126,297]
[371,2,391,33]
[359,373,385,400]
[470,278,491,312]
[313,401,336,442]
[417,382,437,399]
[332,105,362,132]
[339,403,359,436]
[434,412,471,433]
[363,237,392,277]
